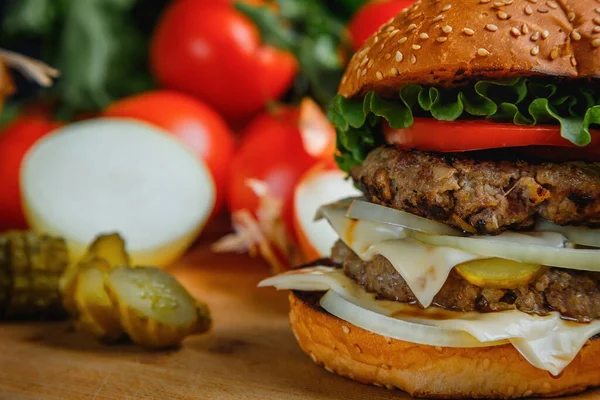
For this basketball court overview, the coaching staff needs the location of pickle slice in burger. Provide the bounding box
[261,1,600,398]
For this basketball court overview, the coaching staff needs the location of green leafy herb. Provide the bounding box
[236,0,351,108]
[330,78,600,172]
[1,0,162,119]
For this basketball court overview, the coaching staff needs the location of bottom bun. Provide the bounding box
[289,291,600,399]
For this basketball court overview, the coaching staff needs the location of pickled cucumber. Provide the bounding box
[74,260,124,342]
[105,266,209,349]
[60,233,128,316]
[455,258,545,289]
[1,231,69,320]
[85,233,130,268]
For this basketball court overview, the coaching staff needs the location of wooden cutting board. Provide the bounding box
[0,224,598,400]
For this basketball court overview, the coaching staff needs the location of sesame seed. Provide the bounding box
[419,33,430,39]
[360,58,369,66]
[542,30,549,39]
[407,23,417,31]
[507,386,516,396]
[310,352,318,362]
[389,29,399,38]
[477,48,491,56]
[342,325,350,334]
[524,5,533,14]
[550,47,559,59]
[546,1,558,9]
[593,38,600,48]
[510,27,521,37]
[432,14,445,22]
[571,30,582,41]
[594,26,600,33]
[594,16,600,25]
[361,68,367,76]
[527,0,537,2]
[531,45,540,55]
[567,12,576,21]
[531,31,540,41]
[503,0,513,4]
[442,4,452,11]
[571,55,577,66]
[522,23,530,34]
[596,7,600,13]
[435,346,444,353]
[386,25,396,32]
[497,11,509,20]
[410,54,417,64]
[398,36,408,44]
[395,51,404,62]
[367,59,374,68]
[523,390,533,397]
[376,71,383,80]
[374,35,379,43]
[463,28,476,35]
[480,0,491,3]
[384,53,391,60]
[543,382,552,391]
[493,1,504,7]
[442,25,453,33]
[538,7,549,13]
[436,36,448,42]
[324,366,334,373]
[412,44,422,50]
[390,67,399,75]
[486,24,499,32]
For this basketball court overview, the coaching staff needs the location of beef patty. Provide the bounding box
[332,240,600,322]
[352,146,600,234]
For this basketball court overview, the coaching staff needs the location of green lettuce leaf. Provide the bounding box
[329,77,600,172]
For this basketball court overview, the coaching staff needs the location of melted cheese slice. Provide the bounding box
[318,203,569,307]
[260,266,600,376]
[318,203,480,307]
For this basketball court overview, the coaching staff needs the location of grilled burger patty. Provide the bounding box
[352,146,600,235]
[331,241,600,323]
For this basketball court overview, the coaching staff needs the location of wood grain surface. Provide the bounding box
[0,224,599,400]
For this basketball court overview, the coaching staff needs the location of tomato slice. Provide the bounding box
[384,118,600,152]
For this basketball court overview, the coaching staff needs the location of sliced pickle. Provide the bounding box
[455,258,545,289]
[61,233,128,316]
[86,233,130,268]
[105,266,205,349]
[74,260,124,342]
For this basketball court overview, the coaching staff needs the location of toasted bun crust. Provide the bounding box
[339,0,600,99]
[289,291,600,398]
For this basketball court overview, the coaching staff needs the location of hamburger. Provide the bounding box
[260,0,600,398]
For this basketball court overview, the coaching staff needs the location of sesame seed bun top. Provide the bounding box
[339,0,600,99]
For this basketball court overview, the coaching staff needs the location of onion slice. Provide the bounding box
[535,218,600,248]
[320,291,501,348]
[409,231,600,271]
[346,200,461,236]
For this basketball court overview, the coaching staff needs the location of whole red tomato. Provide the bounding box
[0,117,63,231]
[348,0,415,50]
[103,90,236,216]
[228,107,316,234]
[150,0,298,124]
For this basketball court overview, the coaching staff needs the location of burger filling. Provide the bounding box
[333,240,600,323]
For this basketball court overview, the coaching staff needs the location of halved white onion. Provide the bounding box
[346,200,461,236]
[409,231,600,271]
[535,218,600,248]
[320,291,502,348]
